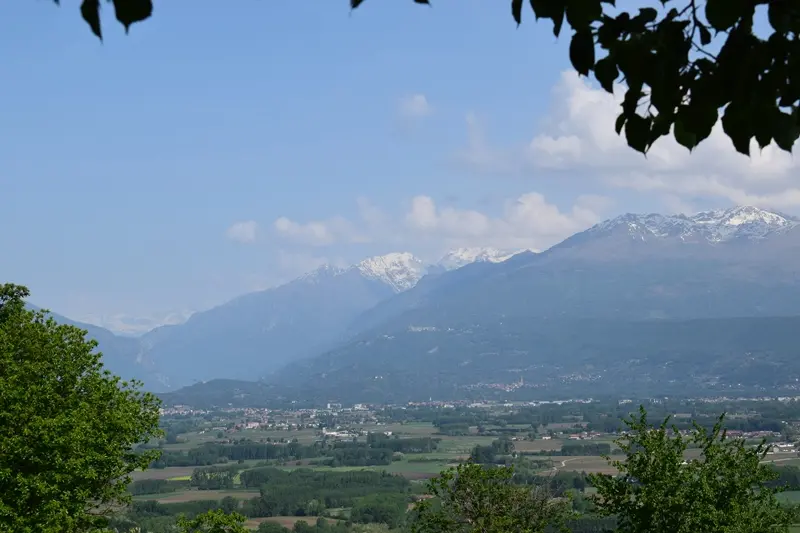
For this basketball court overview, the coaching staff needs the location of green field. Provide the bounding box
[244,516,344,531]
[277,458,455,480]
[133,489,260,503]
[778,491,800,504]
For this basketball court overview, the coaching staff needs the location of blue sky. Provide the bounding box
[2,1,797,332]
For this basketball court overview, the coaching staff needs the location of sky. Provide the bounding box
[1,1,798,333]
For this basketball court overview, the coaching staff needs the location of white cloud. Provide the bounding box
[405,193,609,251]
[226,221,258,243]
[398,93,433,119]
[274,192,611,254]
[273,215,368,246]
[459,70,800,210]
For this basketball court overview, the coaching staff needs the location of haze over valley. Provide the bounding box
[34,205,800,403]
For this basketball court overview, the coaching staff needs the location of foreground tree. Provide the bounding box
[57,0,799,158]
[590,406,796,533]
[410,462,570,533]
[177,509,249,533]
[0,283,162,532]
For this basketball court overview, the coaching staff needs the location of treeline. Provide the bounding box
[470,437,515,464]
[128,478,189,495]
[767,465,800,491]
[379,398,800,440]
[527,442,612,457]
[150,434,439,469]
[238,467,411,517]
[366,434,440,453]
[191,465,241,490]
[121,468,413,531]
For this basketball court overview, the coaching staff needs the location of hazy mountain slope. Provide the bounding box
[28,305,161,387]
[138,267,398,387]
[273,315,800,403]
[348,206,800,329]
[134,249,523,387]
[268,206,800,401]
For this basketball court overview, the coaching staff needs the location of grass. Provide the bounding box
[437,436,495,455]
[243,516,341,530]
[131,466,199,481]
[550,456,618,475]
[133,489,260,503]
[275,457,456,480]
[778,491,800,504]
[514,439,564,453]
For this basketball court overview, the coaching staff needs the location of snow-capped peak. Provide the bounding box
[588,205,798,243]
[297,264,347,284]
[298,248,529,293]
[436,247,528,270]
[357,252,427,293]
[691,205,795,228]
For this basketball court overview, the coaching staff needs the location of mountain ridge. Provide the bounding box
[265,205,800,402]
[40,205,800,394]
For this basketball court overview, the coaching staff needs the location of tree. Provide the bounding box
[56,0,799,158]
[177,509,249,533]
[0,283,162,533]
[590,406,797,533]
[257,522,290,533]
[410,462,570,533]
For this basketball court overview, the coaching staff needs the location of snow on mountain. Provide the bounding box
[356,252,427,292]
[436,247,527,270]
[297,264,347,284]
[589,206,798,243]
[298,248,527,294]
[690,206,798,241]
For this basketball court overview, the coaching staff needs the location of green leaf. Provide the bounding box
[615,113,627,134]
[636,7,658,24]
[569,30,595,76]
[767,0,792,34]
[721,104,753,156]
[512,0,523,25]
[624,114,651,153]
[551,6,565,36]
[772,110,799,151]
[705,0,743,32]
[112,0,152,33]
[593,56,618,93]
[698,23,712,46]
[565,0,602,30]
[80,0,102,41]
[678,103,718,145]
[529,0,567,37]
[673,118,697,151]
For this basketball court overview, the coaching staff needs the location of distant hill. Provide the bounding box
[27,306,165,388]
[41,248,521,390]
[270,315,800,403]
[264,206,800,403]
[43,206,800,399]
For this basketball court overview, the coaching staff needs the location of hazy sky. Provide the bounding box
[1,1,797,331]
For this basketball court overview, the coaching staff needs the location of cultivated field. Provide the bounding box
[243,516,343,529]
[130,466,199,481]
[133,489,260,503]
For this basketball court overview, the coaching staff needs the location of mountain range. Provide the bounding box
[34,206,800,401]
[39,247,525,390]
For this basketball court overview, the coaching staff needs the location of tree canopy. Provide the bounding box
[177,509,250,533]
[0,283,162,532]
[410,462,570,533]
[590,406,796,533]
[59,0,799,159]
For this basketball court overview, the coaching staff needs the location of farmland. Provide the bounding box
[117,398,800,531]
